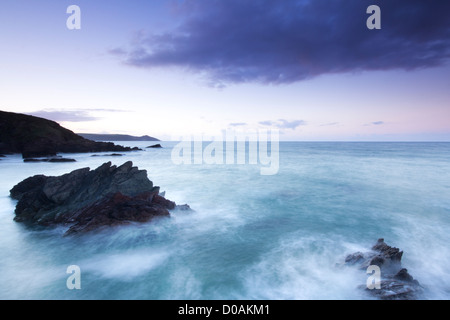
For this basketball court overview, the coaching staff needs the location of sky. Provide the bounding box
[0,0,449,141]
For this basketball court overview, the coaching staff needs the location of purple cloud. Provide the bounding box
[116,0,450,85]
[259,119,306,130]
[320,122,340,127]
[229,122,248,127]
[28,109,128,123]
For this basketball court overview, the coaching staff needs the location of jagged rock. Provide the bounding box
[10,161,190,234]
[64,192,172,235]
[175,204,192,211]
[344,252,365,265]
[147,144,163,148]
[344,239,422,300]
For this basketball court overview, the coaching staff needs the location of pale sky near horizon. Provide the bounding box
[0,0,449,141]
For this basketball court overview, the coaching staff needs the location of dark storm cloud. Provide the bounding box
[118,0,450,85]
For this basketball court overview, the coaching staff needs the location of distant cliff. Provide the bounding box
[0,110,141,158]
[78,133,160,142]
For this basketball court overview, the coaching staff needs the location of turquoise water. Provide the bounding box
[0,142,449,299]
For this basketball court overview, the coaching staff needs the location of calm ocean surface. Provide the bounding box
[0,142,449,299]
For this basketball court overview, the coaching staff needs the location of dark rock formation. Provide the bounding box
[65,192,173,235]
[344,239,422,300]
[175,204,192,211]
[91,153,124,157]
[0,111,142,158]
[24,158,77,163]
[10,161,189,235]
[147,144,163,148]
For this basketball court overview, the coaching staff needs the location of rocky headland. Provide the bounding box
[78,133,159,142]
[10,161,189,235]
[0,111,142,158]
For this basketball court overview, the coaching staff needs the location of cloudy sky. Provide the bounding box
[0,0,449,141]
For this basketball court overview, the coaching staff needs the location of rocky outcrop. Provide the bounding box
[147,144,163,148]
[0,111,142,158]
[23,158,77,163]
[10,161,189,235]
[65,192,174,235]
[91,154,124,157]
[344,239,422,300]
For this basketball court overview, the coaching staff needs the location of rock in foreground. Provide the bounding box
[65,192,174,235]
[10,161,189,235]
[344,239,422,300]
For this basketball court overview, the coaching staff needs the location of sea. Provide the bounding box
[0,142,449,300]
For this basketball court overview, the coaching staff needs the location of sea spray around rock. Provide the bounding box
[344,239,423,300]
[10,161,190,235]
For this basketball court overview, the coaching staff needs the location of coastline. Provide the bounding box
[0,141,449,299]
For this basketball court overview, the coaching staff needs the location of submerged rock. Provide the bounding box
[10,161,190,235]
[23,158,77,163]
[147,144,163,149]
[344,239,422,300]
[91,153,124,157]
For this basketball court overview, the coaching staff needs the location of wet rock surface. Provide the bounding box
[10,161,190,235]
[64,192,174,235]
[23,157,77,163]
[344,239,423,300]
